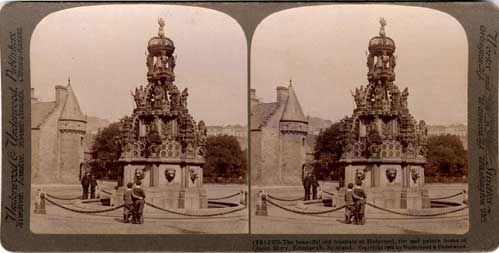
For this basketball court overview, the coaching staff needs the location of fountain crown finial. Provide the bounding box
[379,17,387,38]
[158,18,165,37]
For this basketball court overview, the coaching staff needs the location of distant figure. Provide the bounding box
[132,181,146,224]
[302,172,312,201]
[123,182,135,223]
[89,174,98,199]
[81,172,90,199]
[311,175,320,200]
[344,183,355,224]
[352,181,367,225]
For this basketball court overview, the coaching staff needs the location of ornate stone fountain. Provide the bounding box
[114,18,208,210]
[337,18,430,209]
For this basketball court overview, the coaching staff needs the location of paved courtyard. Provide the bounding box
[30,182,248,234]
[251,183,468,234]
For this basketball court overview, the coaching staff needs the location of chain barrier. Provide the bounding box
[207,192,240,201]
[267,194,303,202]
[45,193,82,201]
[43,195,124,214]
[145,202,245,217]
[322,190,335,196]
[366,202,468,217]
[265,198,346,215]
[429,192,464,201]
[101,189,113,195]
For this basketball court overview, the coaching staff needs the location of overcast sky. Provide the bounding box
[251,5,468,125]
[31,5,247,126]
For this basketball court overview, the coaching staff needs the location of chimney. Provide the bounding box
[250,88,259,108]
[31,88,38,102]
[55,85,67,105]
[276,86,288,105]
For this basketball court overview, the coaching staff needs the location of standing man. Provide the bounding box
[89,173,98,199]
[311,174,320,200]
[132,181,146,224]
[352,181,367,225]
[81,172,90,200]
[302,172,312,201]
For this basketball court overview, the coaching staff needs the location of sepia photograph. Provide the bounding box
[250,5,469,234]
[30,5,248,234]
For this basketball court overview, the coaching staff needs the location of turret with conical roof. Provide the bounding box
[57,77,87,183]
[279,80,308,134]
[59,78,87,128]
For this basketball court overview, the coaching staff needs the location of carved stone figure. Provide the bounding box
[355,168,366,184]
[134,168,145,184]
[367,53,374,72]
[164,168,176,183]
[170,88,179,110]
[390,88,400,109]
[146,55,154,76]
[379,17,387,38]
[385,168,397,183]
[189,168,198,184]
[401,88,409,108]
[389,54,396,71]
[381,52,390,69]
[158,18,165,37]
[180,88,188,108]
[169,55,176,70]
[411,168,420,184]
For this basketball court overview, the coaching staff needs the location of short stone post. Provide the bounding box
[239,190,247,206]
[462,189,468,205]
[255,190,267,216]
[34,188,46,214]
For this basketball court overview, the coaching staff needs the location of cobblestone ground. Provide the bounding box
[30,182,249,234]
[251,183,468,234]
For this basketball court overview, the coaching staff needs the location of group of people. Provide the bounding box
[344,181,367,225]
[302,172,320,200]
[123,181,146,224]
[80,172,98,199]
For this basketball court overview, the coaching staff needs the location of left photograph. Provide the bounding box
[30,5,248,234]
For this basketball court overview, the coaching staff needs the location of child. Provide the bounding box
[123,182,134,223]
[344,183,355,224]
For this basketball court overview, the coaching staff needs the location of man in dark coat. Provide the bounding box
[311,175,320,200]
[132,181,146,224]
[352,181,367,225]
[81,172,90,200]
[123,182,135,223]
[89,174,98,199]
[302,172,312,201]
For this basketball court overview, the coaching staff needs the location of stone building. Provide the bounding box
[31,79,87,184]
[250,82,311,185]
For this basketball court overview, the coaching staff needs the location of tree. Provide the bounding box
[426,134,467,179]
[90,122,123,179]
[204,135,246,183]
[313,121,345,180]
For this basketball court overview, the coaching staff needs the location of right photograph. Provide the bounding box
[250,5,468,234]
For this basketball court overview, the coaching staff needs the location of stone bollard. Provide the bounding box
[255,190,267,216]
[239,190,247,206]
[34,189,47,214]
[462,189,468,205]
[96,186,101,199]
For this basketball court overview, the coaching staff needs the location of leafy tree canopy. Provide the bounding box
[90,121,122,178]
[313,121,345,179]
[204,135,246,181]
[426,134,467,178]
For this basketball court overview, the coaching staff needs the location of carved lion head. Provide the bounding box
[385,168,397,183]
[164,168,176,183]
